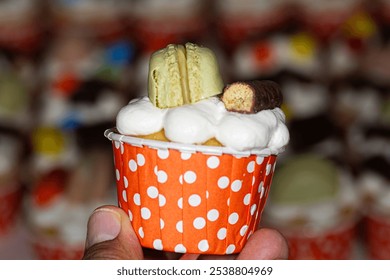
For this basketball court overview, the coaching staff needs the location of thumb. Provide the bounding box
[83,205,143,260]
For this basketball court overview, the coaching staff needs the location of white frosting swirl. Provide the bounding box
[116,96,289,152]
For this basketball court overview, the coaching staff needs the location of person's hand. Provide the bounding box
[83,205,289,260]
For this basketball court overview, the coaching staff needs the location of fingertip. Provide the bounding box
[83,205,143,260]
[237,228,289,260]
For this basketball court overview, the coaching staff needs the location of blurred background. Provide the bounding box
[0,0,389,260]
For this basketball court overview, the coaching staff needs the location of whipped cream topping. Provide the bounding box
[116,96,289,152]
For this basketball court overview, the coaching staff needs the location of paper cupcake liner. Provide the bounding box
[0,184,22,235]
[364,213,390,260]
[31,238,84,260]
[106,129,278,255]
[285,222,357,260]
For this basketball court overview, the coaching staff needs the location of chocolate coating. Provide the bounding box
[222,80,283,114]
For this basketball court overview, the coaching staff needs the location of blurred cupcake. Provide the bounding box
[0,129,24,235]
[50,0,129,43]
[264,154,360,259]
[215,0,287,52]
[356,115,390,259]
[231,32,323,81]
[26,167,116,260]
[281,78,340,156]
[0,0,43,54]
[298,0,363,41]
[0,66,31,132]
[132,0,208,53]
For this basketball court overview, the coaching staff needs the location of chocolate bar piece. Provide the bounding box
[222,80,283,113]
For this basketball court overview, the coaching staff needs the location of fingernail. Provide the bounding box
[86,208,121,249]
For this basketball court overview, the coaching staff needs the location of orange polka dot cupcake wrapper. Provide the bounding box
[106,130,278,255]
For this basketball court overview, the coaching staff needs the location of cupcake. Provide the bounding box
[132,0,208,53]
[298,0,362,41]
[26,167,116,260]
[214,0,287,52]
[357,124,390,259]
[50,0,129,43]
[264,154,360,259]
[0,0,43,54]
[232,32,323,82]
[105,43,290,255]
[0,129,24,235]
[0,67,31,133]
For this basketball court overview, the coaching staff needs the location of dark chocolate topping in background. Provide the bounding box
[247,80,283,112]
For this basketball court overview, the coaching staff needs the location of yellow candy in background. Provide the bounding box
[33,127,65,156]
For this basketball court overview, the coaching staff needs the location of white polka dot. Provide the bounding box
[122,190,127,202]
[188,194,201,207]
[207,156,220,169]
[181,152,192,160]
[153,239,163,250]
[147,186,159,199]
[128,210,133,221]
[250,204,257,216]
[240,225,249,236]
[259,184,265,198]
[174,244,186,253]
[154,166,158,175]
[115,169,120,181]
[217,228,227,240]
[266,164,272,175]
[158,194,166,206]
[120,144,124,154]
[198,240,209,252]
[176,221,183,233]
[137,154,145,166]
[228,213,239,225]
[207,209,219,221]
[243,193,251,205]
[114,141,120,149]
[231,180,242,192]
[160,218,165,229]
[217,176,230,189]
[123,176,128,188]
[157,170,168,183]
[141,207,151,220]
[183,171,197,184]
[177,197,183,209]
[133,193,141,206]
[179,175,183,184]
[247,161,255,173]
[252,176,256,186]
[226,245,236,254]
[247,231,253,240]
[256,156,264,165]
[227,197,230,206]
[157,149,169,159]
[129,159,137,172]
[138,227,144,238]
[258,181,264,193]
[206,191,209,198]
[193,217,206,229]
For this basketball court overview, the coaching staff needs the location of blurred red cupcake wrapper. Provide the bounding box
[364,213,390,260]
[0,184,22,235]
[106,129,278,255]
[285,221,357,260]
[31,237,84,260]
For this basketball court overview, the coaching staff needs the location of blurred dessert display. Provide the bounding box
[0,129,25,236]
[131,0,209,53]
[0,0,44,55]
[0,0,390,260]
[264,154,360,259]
